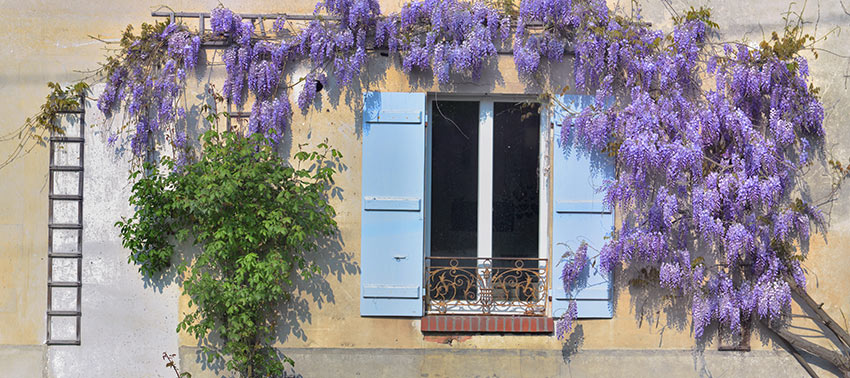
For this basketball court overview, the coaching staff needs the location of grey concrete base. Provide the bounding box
[0,345,46,378]
[178,346,823,378]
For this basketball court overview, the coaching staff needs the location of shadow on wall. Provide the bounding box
[754,304,849,376]
[561,324,585,363]
[275,230,360,344]
[179,202,360,376]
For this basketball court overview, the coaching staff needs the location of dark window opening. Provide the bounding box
[492,102,540,302]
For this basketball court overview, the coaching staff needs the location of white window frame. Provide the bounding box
[424,94,551,279]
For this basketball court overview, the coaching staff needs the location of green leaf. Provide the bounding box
[118,130,336,376]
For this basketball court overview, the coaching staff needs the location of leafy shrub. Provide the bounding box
[118,130,341,377]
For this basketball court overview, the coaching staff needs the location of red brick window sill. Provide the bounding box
[421,315,554,333]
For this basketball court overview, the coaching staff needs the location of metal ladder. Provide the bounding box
[46,95,85,345]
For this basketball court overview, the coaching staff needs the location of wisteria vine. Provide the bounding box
[550,4,828,342]
[97,21,200,156]
[93,0,834,345]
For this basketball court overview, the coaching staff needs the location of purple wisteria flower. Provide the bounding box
[384,0,509,82]
[560,242,588,291]
[546,1,825,341]
[555,301,578,340]
[96,21,200,157]
[96,2,827,343]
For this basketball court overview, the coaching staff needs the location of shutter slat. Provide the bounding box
[361,92,426,317]
[551,94,615,319]
[365,110,422,124]
[554,201,611,214]
[362,285,420,299]
[363,197,421,211]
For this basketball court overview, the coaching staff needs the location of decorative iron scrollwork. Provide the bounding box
[425,257,548,316]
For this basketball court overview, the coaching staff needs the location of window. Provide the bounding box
[425,99,548,315]
[360,92,613,320]
[427,99,544,261]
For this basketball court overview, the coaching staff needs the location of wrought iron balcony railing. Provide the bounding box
[425,257,549,316]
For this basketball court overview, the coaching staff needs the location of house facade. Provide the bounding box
[1,0,849,377]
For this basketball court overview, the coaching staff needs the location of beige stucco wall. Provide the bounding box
[1,0,849,376]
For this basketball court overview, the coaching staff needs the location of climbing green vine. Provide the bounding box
[0,81,88,171]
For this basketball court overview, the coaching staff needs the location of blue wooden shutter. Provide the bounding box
[360,92,426,316]
[551,94,615,319]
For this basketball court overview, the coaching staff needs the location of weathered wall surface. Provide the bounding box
[43,89,183,378]
[0,0,849,377]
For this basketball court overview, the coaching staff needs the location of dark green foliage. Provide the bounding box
[117,130,341,377]
[117,163,180,276]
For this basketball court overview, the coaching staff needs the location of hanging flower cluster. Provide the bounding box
[208,0,381,141]
[97,21,200,155]
[377,0,511,82]
[93,0,829,342]
[556,242,587,339]
[514,0,605,77]
[543,5,825,340]
[101,0,509,155]
[210,8,292,143]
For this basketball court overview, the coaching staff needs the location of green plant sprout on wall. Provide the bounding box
[0,82,88,171]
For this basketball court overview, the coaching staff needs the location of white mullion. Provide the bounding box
[539,110,550,261]
[478,100,494,259]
